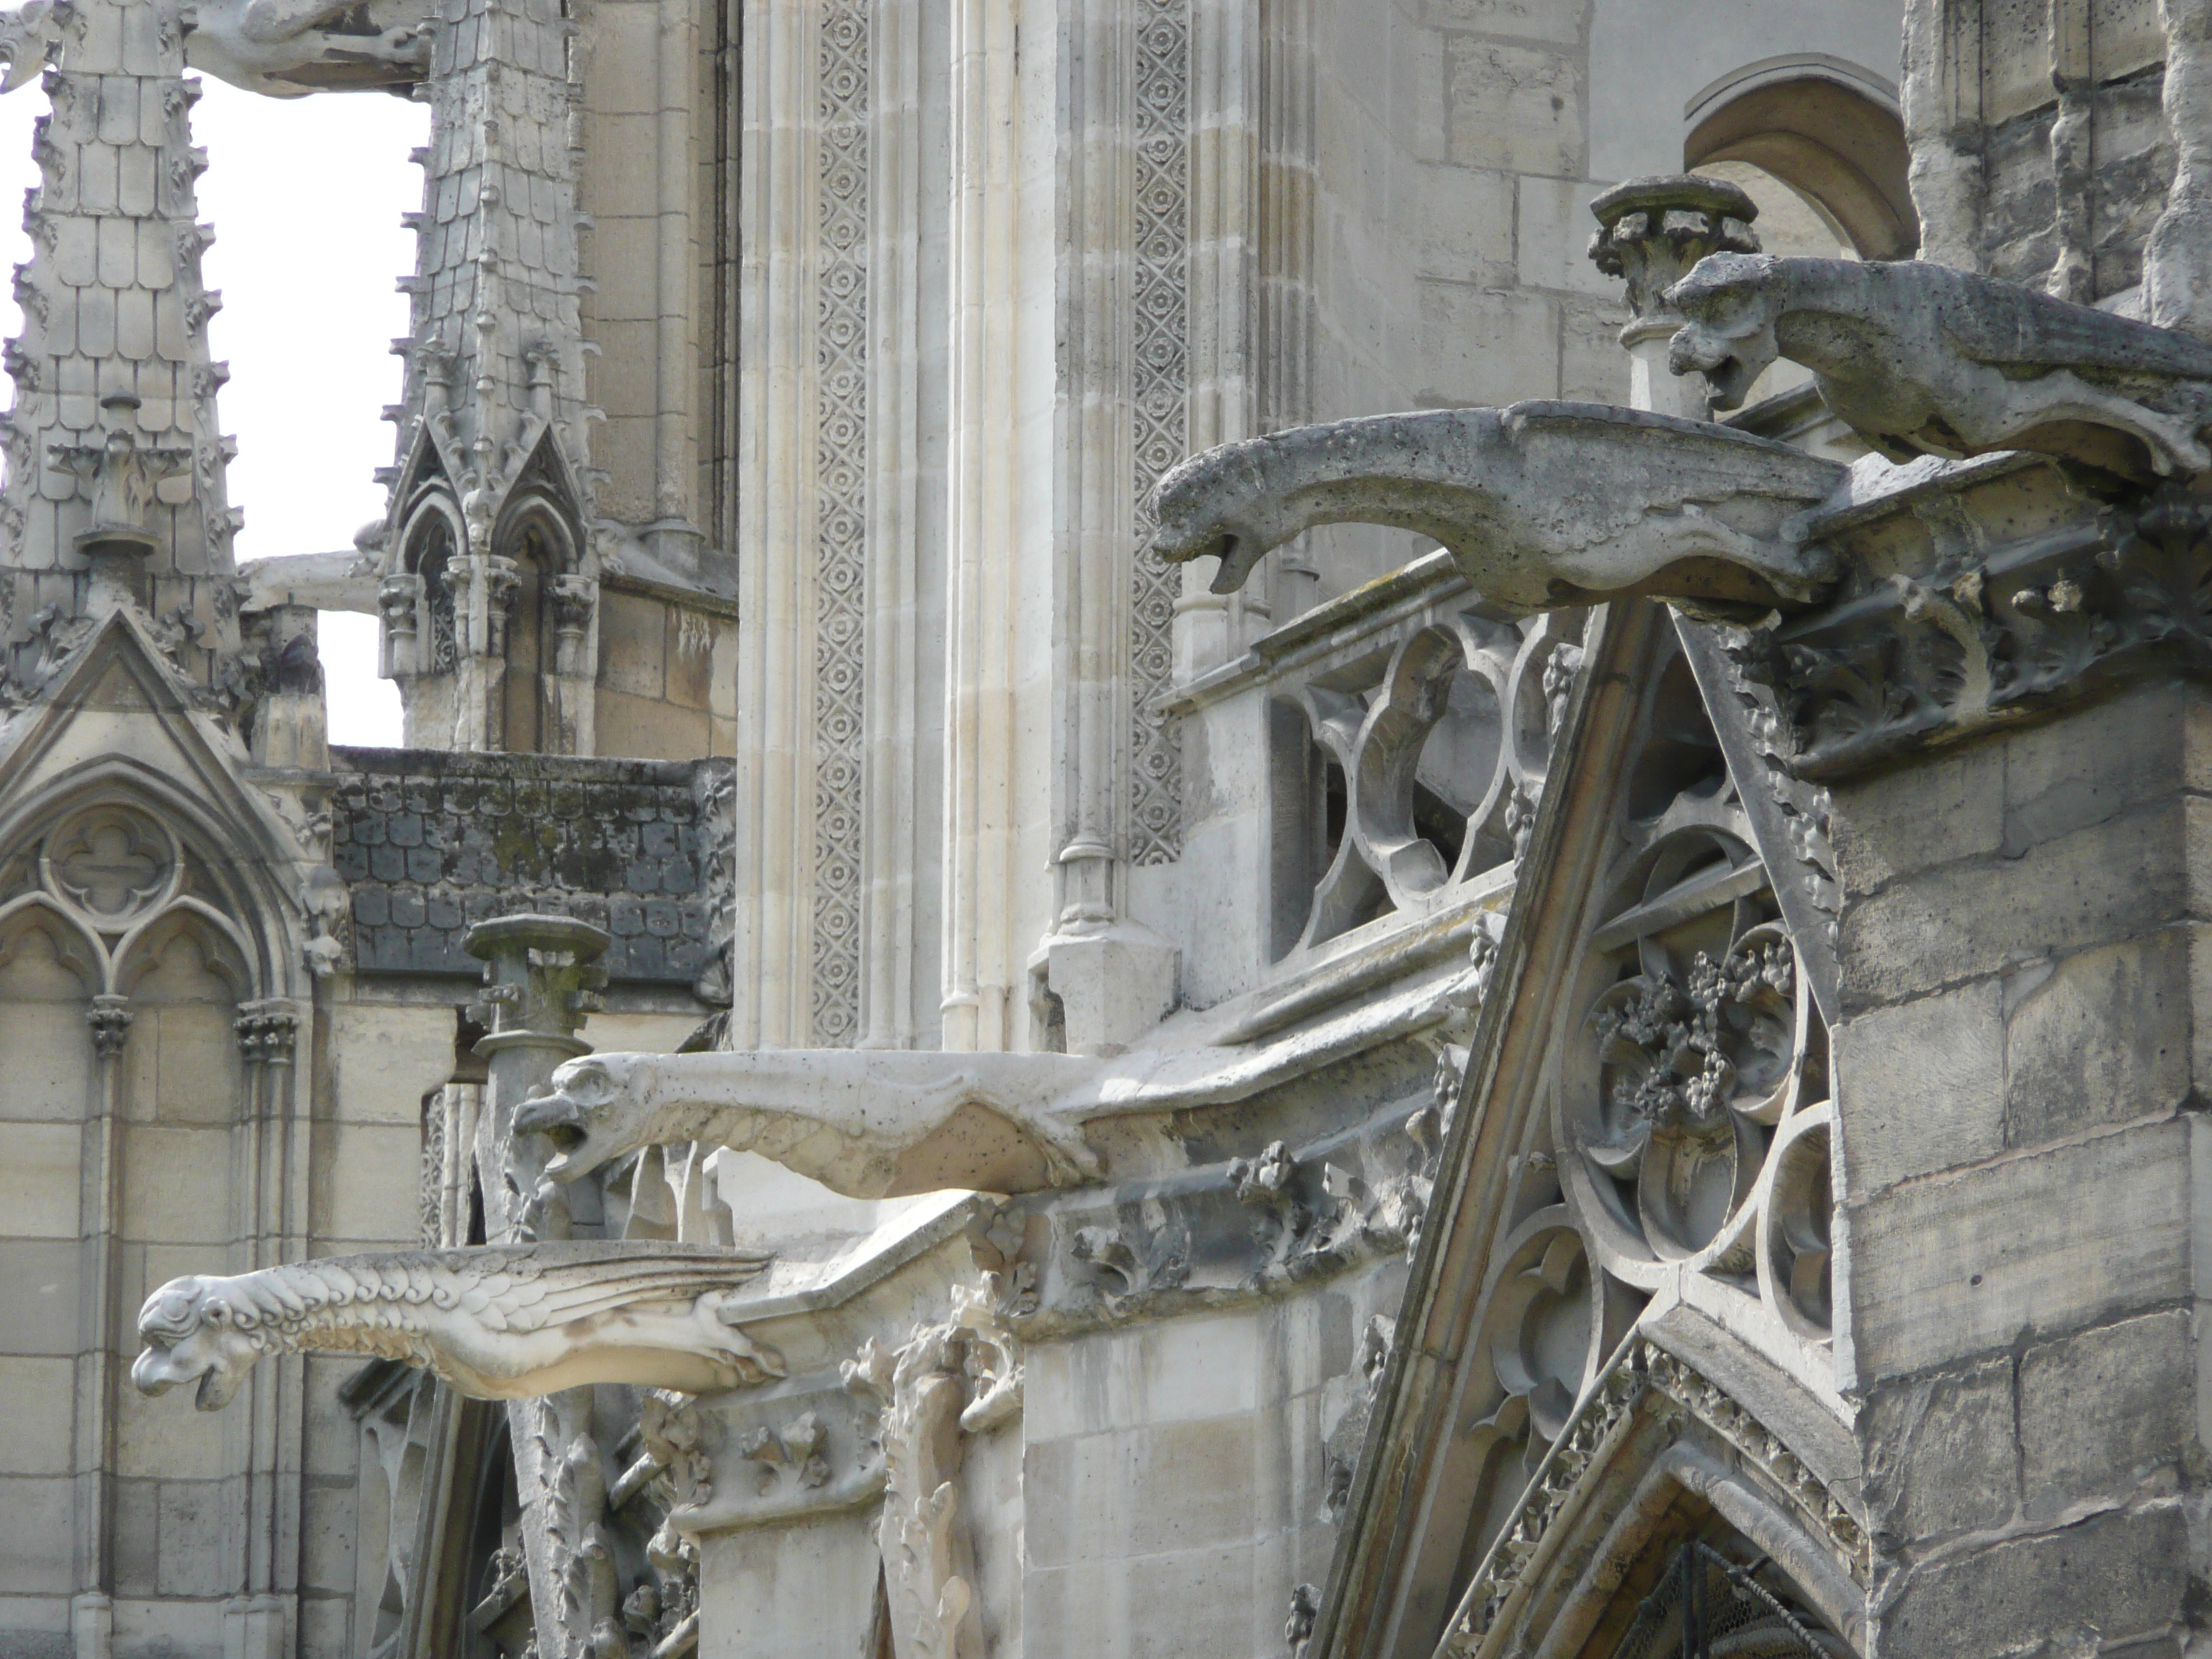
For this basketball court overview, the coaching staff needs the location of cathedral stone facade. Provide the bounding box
[1,0,2203,1658]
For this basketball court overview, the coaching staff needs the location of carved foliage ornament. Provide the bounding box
[1444,1340,1867,1655]
[1752,485,2212,778]
[842,1277,1026,1659]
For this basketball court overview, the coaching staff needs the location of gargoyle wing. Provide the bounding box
[455,1243,773,1335]
[1940,281,2212,379]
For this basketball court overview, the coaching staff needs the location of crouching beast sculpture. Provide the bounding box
[1668,253,2212,479]
[1146,400,1846,618]
[513,1048,1111,1198]
[132,1243,784,1409]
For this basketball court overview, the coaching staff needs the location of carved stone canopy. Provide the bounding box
[1149,401,1846,618]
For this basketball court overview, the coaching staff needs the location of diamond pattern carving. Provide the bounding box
[811,0,870,1046]
[1129,0,1189,866]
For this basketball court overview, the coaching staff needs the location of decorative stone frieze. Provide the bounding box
[1740,480,2212,780]
[1128,0,1191,868]
[130,1242,786,1408]
[1022,1096,1439,1336]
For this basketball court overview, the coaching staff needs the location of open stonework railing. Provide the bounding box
[1166,550,1586,972]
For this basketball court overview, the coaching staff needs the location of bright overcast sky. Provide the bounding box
[0,76,420,745]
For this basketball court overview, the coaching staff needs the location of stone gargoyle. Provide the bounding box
[0,0,64,92]
[132,1242,784,1410]
[513,1050,1115,1198]
[1667,252,2212,479]
[1148,401,1846,619]
[0,0,432,94]
[184,0,433,96]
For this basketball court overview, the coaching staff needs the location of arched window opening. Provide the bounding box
[405,508,460,678]
[1685,68,1917,261]
[503,527,551,754]
[1683,68,1915,417]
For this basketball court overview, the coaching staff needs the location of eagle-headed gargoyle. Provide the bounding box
[512,1049,1112,1199]
[1147,400,1846,619]
[132,1242,784,1410]
[1667,252,2212,479]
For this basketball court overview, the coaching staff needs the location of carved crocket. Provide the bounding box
[132,1243,784,1409]
[1147,401,1846,618]
[1667,253,2212,477]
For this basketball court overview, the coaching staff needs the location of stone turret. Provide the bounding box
[0,0,246,709]
[374,0,603,752]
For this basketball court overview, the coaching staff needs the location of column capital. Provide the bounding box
[464,912,611,1058]
[1588,174,1761,322]
[86,994,132,1059]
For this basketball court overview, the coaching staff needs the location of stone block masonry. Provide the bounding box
[329,747,731,984]
[1833,680,2212,1658]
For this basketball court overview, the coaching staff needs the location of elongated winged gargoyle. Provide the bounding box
[132,1243,783,1410]
[1146,400,1847,617]
[1668,253,2212,478]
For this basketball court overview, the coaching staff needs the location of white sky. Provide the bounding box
[0,76,421,745]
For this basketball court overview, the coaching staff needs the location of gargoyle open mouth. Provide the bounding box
[511,1092,590,1174]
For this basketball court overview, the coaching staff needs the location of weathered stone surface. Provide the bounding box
[1833,980,2006,1197]
[2017,1309,2195,1519]
[2003,929,2194,1144]
[1860,1357,2017,1541]
[1827,745,2006,896]
[1838,799,2203,1011]
[1846,1119,2190,1378]
[331,747,729,984]
[1880,1504,2188,1658]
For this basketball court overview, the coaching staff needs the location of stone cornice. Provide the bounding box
[1748,480,2212,781]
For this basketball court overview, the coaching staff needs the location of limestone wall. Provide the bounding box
[1831,682,2212,1654]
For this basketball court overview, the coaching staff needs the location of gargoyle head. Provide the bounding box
[1666,252,1785,412]
[515,1051,661,1179]
[1150,436,1307,594]
[133,1277,261,1411]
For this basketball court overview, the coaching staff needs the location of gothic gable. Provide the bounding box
[1316,598,1859,1659]
[0,611,320,997]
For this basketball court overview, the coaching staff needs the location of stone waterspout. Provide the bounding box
[132,1241,783,1409]
[1148,402,1847,619]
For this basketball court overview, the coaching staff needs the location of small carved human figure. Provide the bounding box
[50,408,194,537]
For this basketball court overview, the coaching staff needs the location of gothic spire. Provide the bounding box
[0,0,246,706]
